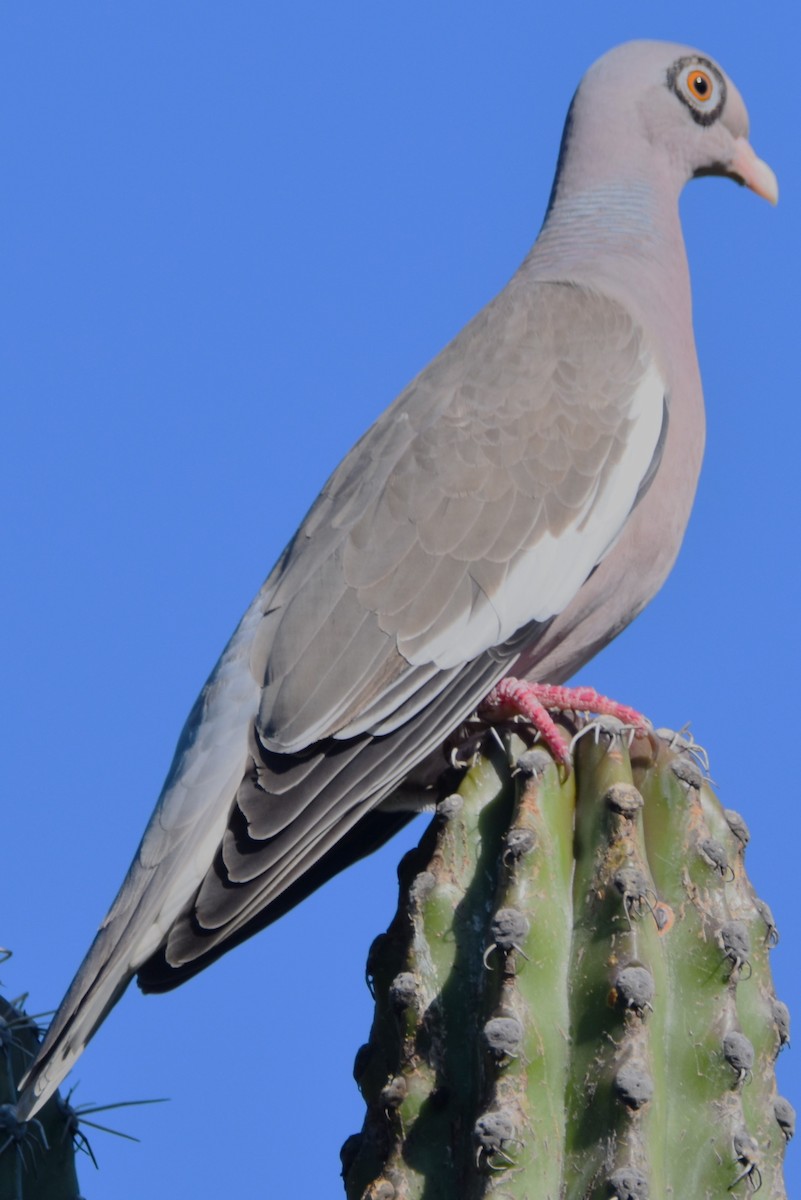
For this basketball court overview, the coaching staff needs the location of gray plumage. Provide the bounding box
[17,39,776,1120]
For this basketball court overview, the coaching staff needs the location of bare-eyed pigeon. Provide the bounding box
[16,39,777,1120]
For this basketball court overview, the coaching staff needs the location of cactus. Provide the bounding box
[0,988,83,1200]
[343,720,794,1199]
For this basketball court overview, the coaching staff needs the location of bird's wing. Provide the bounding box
[18,278,668,1115]
[152,276,668,967]
[254,277,667,751]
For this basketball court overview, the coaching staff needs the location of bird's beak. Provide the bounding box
[728,136,779,205]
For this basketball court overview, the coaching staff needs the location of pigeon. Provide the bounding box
[16,39,777,1120]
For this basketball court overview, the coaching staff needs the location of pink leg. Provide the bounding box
[481,678,649,765]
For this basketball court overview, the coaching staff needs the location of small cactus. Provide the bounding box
[0,989,82,1200]
[343,720,793,1198]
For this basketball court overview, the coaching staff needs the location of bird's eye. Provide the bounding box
[668,56,726,125]
[687,69,712,102]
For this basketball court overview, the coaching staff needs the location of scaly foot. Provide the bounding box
[481,678,649,765]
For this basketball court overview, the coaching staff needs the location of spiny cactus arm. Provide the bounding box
[706,788,793,1188]
[559,729,670,1199]
[471,739,575,1197]
[634,736,794,1197]
[346,740,519,1198]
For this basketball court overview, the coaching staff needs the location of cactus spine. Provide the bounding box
[344,721,793,1199]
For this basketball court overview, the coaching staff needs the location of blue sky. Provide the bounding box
[2,4,798,1196]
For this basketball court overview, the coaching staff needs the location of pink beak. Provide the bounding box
[730,136,779,205]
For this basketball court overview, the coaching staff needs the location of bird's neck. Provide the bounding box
[536,179,663,259]
[525,178,694,356]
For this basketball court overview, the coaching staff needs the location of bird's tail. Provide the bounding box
[16,614,265,1120]
[14,922,138,1121]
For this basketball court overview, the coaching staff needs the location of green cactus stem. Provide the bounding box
[343,719,793,1199]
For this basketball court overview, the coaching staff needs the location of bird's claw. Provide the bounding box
[481,678,650,767]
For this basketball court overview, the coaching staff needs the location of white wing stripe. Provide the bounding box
[404,360,667,669]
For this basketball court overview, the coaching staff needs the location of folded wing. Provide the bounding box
[18,277,667,1118]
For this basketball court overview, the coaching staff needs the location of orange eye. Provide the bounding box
[687,69,713,102]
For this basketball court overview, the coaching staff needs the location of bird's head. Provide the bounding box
[551,41,778,208]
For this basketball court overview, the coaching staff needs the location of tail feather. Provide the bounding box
[15,925,137,1120]
[15,615,263,1120]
